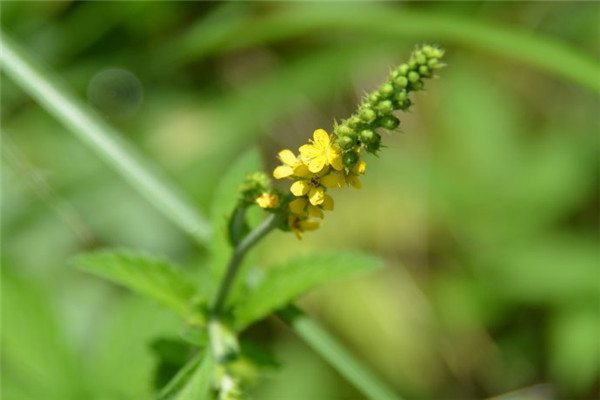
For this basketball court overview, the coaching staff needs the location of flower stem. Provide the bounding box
[211,213,280,315]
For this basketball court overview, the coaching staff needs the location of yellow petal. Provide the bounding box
[308,157,326,173]
[290,180,310,196]
[273,165,293,179]
[313,129,330,148]
[353,160,367,174]
[308,205,324,219]
[299,218,321,231]
[322,194,334,211]
[347,175,362,189]
[278,149,298,167]
[256,193,278,208]
[299,144,320,160]
[289,198,307,214]
[329,153,343,171]
[321,172,345,188]
[293,163,312,178]
[308,187,324,205]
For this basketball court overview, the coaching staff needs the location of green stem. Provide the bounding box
[211,213,280,315]
[279,306,401,400]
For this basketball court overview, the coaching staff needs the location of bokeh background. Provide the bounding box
[2,2,599,399]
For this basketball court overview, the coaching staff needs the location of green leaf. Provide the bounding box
[210,148,263,277]
[74,250,202,318]
[174,353,214,400]
[234,252,384,329]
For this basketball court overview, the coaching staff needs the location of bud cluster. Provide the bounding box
[334,45,445,163]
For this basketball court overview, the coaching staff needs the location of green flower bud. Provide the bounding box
[395,90,408,103]
[394,76,408,88]
[364,133,382,153]
[398,63,409,76]
[342,151,359,167]
[376,100,393,115]
[419,65,430,76]
[359,107,377,123]
[390,69,400,79]
[379,83,394,97]
[359,129,375,143]
[411,80,424,91]
[415,52,426,65]
[334,124,354,137]
[408,59,418,69]
[379,115,400,130]
[427,58,439,68]
[408,71,420,83]
[337,135,356,150]
[347,116,362,129]
[397,98,412,110]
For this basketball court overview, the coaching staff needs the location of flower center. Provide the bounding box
[309,176,321,187]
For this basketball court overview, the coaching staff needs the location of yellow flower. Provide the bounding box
[255,192,280,208]
[273,149,304,179]
[289,194,334,219]
[287,214,321,240]
[299,129,343,173]
[345,160,367,189]
[290,167,344,206]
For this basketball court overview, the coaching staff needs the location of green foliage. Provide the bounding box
[174,354,215,400]
[234,252,384,330]
[73,250,202,319]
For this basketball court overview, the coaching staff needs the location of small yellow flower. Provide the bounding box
[287,214,321,240]
[273,149,305,179]
[255,192,280,208]
[345,160,367,189]
[290,167,344,206]
[289,194,334,219]
[299,129,343,173]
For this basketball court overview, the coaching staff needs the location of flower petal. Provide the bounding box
[313,129,330,148]
[290,180,310,196]
[321,172,345,188]
[347,175,362,189]
[299,144,320,160]
[329,153,343,171]
[322,194,334,211]
[308,205,324,219]
[308,157,326,173]
[273,165,293,179]
[278,149,298,167]
[289,198,307,214]
[308,187,324,205]
[299,218,321,231]
[293,163,312,178]
[353,160,367,174]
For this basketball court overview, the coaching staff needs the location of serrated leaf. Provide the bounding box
[210,148,263,278]
[74,250,202,318]
[234,252,384,330]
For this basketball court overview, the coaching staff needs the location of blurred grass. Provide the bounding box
[2,2,599,399]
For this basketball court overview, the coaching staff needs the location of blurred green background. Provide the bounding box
[1,2,599,399]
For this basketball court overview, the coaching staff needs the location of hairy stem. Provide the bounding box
[211,213,280,315]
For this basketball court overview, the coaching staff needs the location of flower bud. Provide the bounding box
[398,63,409,76]
[419,66,430,76]
[379,83,394,98]
[342,151,359,167]
[359,107,377,123]
[410,81,423,91]
[415,52,426,65]
[337,135,356,150]
[395,90,408,103]
[368,92,380,103]
[364,133,382,153]
[359,129,375,143]
[394,76,408,88]
[347,116,362,129]
[379,115,400,130]
[408,71,420,83]
[376,100,393,115]
[334,124,354,137]
[397,98,412,110]
[427,58,439,68]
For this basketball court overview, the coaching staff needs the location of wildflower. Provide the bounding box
[255,192,279,209]
[273,149,303,179]
[299,129,343,173]
[289,194,334,219]
[287,214,321,240]
[289,167,344,206]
